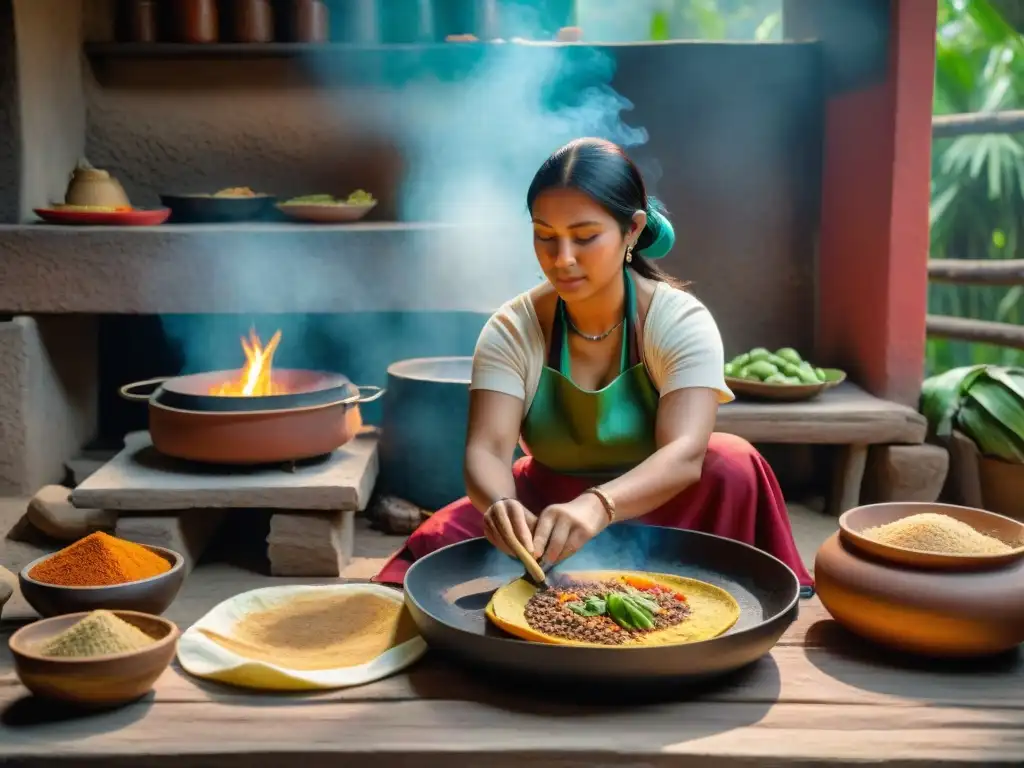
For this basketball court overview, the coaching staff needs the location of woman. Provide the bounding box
[375,138,813,588]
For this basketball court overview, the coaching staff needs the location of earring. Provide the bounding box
[625,245,634,264]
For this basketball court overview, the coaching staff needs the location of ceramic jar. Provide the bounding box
[229,0,274,43]
[117,0,159,43]
[64,168,131,208]
[815,532,1024,657]
[285,0,329,43]
[174,0,219,43]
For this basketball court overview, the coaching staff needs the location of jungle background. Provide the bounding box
[634,0,1023,376]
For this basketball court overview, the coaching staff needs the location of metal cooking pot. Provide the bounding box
[380,356,472,510]
[120,370,384,465]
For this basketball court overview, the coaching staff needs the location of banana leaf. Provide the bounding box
[921,365,1024,463]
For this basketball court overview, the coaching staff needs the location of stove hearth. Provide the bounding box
[70,429,380,577]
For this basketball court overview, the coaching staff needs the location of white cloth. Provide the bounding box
[470,281,734,411]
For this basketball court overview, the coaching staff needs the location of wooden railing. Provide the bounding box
[926,109,1024,351]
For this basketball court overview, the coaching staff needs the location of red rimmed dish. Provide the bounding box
[34,207,172,226]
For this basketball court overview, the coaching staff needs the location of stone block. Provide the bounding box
[372,494,428,535]
[862,443,950,505]
[267,510,355,577]
[73,430,379,512]
[0,316,97,496]
[115,510,227,573]
[27,484,116,541]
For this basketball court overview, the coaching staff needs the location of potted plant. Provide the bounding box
[920,365,1024,518]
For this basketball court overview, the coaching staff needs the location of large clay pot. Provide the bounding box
[815,532,1024,657]
[978,455,1024,521]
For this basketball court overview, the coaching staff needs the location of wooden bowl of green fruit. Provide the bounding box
[725,347,846,402]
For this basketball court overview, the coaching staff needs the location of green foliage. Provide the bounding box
[930,0,1024,373]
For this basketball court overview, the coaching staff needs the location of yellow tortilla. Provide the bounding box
[485,570,740,647]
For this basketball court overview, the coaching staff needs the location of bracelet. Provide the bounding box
[583,487,617,524]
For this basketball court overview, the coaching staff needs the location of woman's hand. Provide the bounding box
[483,498,538,557]
[532,493,610,565]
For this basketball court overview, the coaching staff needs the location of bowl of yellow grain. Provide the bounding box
[9,609,179,707]
[19,532,186,618]
[838,501,1024,571]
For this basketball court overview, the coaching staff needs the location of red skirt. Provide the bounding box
[374,432,814,587]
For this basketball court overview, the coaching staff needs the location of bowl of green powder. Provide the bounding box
[8,609,179,707]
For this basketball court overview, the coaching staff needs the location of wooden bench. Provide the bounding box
[716,383,929,515]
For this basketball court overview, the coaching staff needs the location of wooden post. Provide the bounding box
[788,0,937,407]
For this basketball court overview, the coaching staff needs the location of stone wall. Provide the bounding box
[0,317,97,495]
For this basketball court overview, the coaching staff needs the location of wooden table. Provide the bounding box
[1,595,1022,766]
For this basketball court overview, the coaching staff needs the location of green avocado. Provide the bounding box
[747,347,772,363]
[744,360,780,381]
[776,347,803,366]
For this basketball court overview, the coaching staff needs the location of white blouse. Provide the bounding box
[470,281,735,411]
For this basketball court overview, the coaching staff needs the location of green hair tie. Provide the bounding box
[637,198,675,260]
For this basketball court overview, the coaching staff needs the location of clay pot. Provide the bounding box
[64,168,131,208]
[284,0,329,42]
[815,531,1024,657]
[117,0,159,42]
[119,370,384,464]
[978,455,1024,521]
[174,0,219,43]
[229,0,274,43]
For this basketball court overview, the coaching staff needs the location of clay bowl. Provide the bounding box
[19,545,185,618]
[9,610,179,707]
[839,501,1024,571]
[815,532,1024,657]
[725,368,846,402]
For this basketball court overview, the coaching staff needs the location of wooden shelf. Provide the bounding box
[84,39,808,59]
[0,221,532,314]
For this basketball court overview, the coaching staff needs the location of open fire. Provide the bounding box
[209,329,287,397]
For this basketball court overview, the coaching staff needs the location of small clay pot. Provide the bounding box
[174,0,219,43]
[229,0,274,43]
[285,0,329,42]
[64,168,131,208]
[117,0,159,43]
[815,532,1024,657]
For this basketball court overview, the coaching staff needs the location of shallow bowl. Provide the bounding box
[160,193,276,223]
[725,368,846,402]
[9,610,179,707]
[19,544,186,618]
[839,501,1024,571]
[275,201,376,223]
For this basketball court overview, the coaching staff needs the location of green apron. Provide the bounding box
[520,270,659,476]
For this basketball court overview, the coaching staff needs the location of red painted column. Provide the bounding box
[816,0,936,407]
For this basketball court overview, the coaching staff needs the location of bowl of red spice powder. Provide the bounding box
[19,532,185,618]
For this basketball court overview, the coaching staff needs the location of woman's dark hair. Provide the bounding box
[526,138,684,288]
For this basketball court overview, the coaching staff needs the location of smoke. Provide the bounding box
[160,10,649,381]
[478,520,656,577]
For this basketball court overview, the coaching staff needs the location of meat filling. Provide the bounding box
[523,577,692,645]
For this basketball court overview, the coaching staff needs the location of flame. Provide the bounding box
[209,329,286,397]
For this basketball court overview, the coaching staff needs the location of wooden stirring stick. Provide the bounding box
[494,512,547,585]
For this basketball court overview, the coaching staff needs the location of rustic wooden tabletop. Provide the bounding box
[1,582,1022,767]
